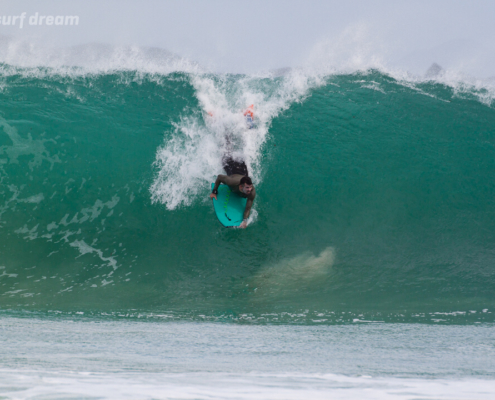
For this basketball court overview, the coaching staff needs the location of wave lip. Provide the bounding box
[0,36,203,76]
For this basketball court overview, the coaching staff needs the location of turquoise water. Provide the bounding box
[1,64,495,398]
[1,67,494,322]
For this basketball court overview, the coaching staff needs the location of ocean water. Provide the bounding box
[1,316,495,399]
[1,61,495,398]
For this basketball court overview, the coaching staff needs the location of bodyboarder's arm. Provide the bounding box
[243,198,254,220]
[210,175,241,200]
[240,189,256,228]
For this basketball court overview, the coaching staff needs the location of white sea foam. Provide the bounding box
[1,370,494,400]
[0,37,203,77]
[0,318,494,400]
[1,31,493,107]
[300,23,495,106]
[150,70,321,210]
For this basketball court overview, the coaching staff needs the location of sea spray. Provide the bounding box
[150,70,321,210]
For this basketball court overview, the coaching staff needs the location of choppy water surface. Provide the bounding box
[1,316,495,399]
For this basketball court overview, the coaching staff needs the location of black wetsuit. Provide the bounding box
[222,156,249,177]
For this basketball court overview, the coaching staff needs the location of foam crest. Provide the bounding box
[303,23,388,77]
[0,37,203,77]
[301,23,495,106]
[2,29,493,106]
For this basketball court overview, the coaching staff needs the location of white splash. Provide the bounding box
[150,70,322,210]
[0,39,203,78]
[301,23,495,106]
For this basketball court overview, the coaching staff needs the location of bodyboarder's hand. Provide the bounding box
[239,220,247,229]
[210,193,217,200]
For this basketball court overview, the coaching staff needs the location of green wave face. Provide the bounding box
[1,68,494,323]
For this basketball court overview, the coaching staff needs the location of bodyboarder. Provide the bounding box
[210,157,255,229]
[209,105,256,229]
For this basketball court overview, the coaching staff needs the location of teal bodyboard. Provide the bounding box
[211,183,247,228]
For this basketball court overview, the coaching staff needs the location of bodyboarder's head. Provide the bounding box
[239,176,253,195]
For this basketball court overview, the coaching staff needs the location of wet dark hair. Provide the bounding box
[240,176,252,186]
